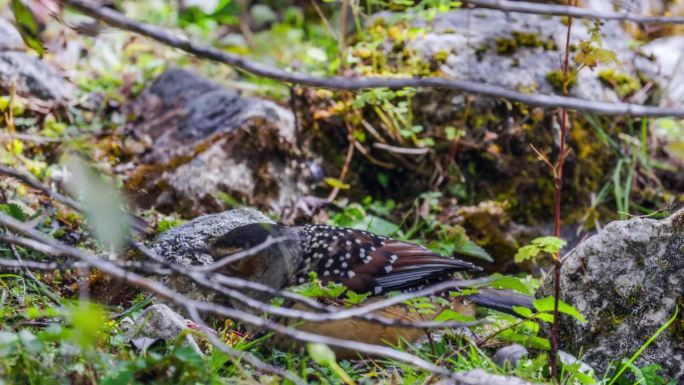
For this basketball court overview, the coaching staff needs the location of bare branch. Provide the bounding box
[133,242,484,330]
[0,212,475,381]
[190,236,291,272]
[185,306,308,385]
[0,164,81,211]
[465,0,684,24]
[59,0,684,117]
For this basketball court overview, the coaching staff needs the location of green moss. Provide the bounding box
[495,31,555,56]
[432,49,449,64]
[546,69,577,93]
[511,31,543,48]
[495,37,518,55]
[598,69,642,98]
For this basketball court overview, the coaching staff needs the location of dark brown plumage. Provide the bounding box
[210,222,533,354]
[212,223,483,296]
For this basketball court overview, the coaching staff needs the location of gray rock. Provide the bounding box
[0,18,24,51]
[124,304,201,354]
[440,369,533,385]
[541,208,684,380]
[492,344,528,368]
[403,8,645,109]
[640,36,684,104]
[368,8,683,123]
[124,68,307,217]
[151,207,303,307]
[0,52,71,101]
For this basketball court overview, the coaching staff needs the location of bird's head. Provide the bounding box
[211,222,286,256]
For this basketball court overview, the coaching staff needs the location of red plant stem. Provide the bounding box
[550,5,575,380]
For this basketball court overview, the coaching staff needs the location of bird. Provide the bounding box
[208,222,533,354]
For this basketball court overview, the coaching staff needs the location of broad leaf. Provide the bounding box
[533,296,587,323]
[11,0,45,57]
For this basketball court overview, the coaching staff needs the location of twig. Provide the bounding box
[58,0,684,118]
[190,236,291,272]
[326,129,355,202]
[464,0,684,24]
[2,229,62,305]
[0,212,478,382]
[373,142,430,155]
[0,164,81,210]
[133,242,484,330]
[549,0,575,378]
[186,306,308,385]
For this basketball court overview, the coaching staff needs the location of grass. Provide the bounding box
[1,1,682,384]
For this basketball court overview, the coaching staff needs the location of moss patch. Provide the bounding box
[598,69,642,98]
[495,31,556,55]
[546,69,577,93]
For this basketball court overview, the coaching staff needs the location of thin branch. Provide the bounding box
[190,236,291,272]
[465,0,684,24]
[1,234,484,330]
[59,0,684,118]
[186,306,308,385]
[373,142,430,155]
[0,212,477,382]
[0,164,81,211]
[133,242,484,330]
[549,0,575,377]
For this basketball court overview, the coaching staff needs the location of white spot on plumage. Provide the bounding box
[385,265,393,273]
[323,270,330,276]
[348,271,355,278]
[374,286,382,294]
[342,262,348,268]
[346,240,352,246]
[390,254,398,262]
[334,269,340,274]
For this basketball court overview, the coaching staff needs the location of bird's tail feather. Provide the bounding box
[467,288,534,316]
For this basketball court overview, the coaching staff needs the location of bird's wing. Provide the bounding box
[306,226,482,295]
[347,240,482,294]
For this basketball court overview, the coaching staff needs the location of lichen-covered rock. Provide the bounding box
[541,209,684,380]
[437,369,533,385]
[0,52,71,101]
[0,18,24,51]
[124,304,201,354]
[151,208,302,307]
[123,68,309,217]
[406,8,657,107]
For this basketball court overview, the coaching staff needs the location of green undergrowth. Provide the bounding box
[1,0,683,384]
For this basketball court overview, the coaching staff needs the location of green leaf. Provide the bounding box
[453,240,493,262]
[324,177,350,190]
[531,236,567,254]
[173,345,204,366]
[344,291,370,306]
[307,342,336,366]
[534,313,555,323]
[533,296,587,323]
[499,329,550,350]
[11,0,45,57]
[512,306,533,318]
[65,157,130,251]
[66,301,107,349]
[434,309,476,323]
[487,275,532,295]
[0,203,26,221]
[514,244,540,263]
